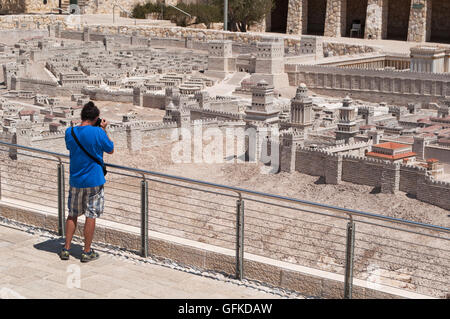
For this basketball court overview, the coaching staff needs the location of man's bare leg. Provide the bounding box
[83,217,96,253]
[64,216,78,250]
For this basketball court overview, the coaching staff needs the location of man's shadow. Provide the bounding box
[33,238,85,260]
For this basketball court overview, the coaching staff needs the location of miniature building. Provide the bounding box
[59,72,88,88]
[425,158,444,178]
[299,36,323,57]
[335,96,358,143]
[18,110,35,122]
[358,106,375,125]
[410,46,447,73]
[205,40,234,79]
[366,142,417,163]
[290,84,313,129]
[250,37,289,88]
[438,98,450,118]
[195,91,210,109]
[407,103,421,114]
[438,138,450,148]
[245,80,280,124]
[367,130,384,145]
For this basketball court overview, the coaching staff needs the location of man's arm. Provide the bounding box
[100,119,114,154]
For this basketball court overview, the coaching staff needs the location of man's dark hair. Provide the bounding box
[81,101,100,121]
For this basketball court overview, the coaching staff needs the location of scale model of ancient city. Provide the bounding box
[0,0,449,300]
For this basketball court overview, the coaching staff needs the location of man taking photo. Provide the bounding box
[60,101,114,262]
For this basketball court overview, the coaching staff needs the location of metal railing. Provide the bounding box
[112,1,137,25]
[166,4,192,18]
[0,140,449,299]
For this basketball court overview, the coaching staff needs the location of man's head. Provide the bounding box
[81,101,100,124]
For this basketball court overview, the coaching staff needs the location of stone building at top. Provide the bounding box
[268,0,450,43]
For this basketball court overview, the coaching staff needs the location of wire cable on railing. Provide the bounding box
[352,250,450,282]
[245,244,347,272]
[104,205,141,218]
[149,218,235,246]
[150,207,236,235]
[355,232,450,256]
[104,199,141,211]
[148,193,236,220]
[353,237,450,264]
[245,207,346,237]
[0,162,58,177]
[244,213,348,240]
[1,173,58,190]
[353,251,450,280]
[102,215,141,224]
[1,182,58,198]
[352,260,450,289]
[243,228,347,259]
[145,177,238,205]
[0,193,58,209]
[0,172,57,188]
[351,268,449,295]
[147,186,237,210]
[244,222,347,249]
[354,218,450,243]
[106,178,141,189]
[0,148,63,164]
[244,204,348,231]
[149,209,236,239]
[104,185,142,198]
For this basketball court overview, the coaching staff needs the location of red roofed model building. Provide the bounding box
[366,142,417,163]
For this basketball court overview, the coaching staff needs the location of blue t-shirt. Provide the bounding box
[65,125,114,188]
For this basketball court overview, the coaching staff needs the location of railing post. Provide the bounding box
[344,220,355,299]
[57,162,65,237]
[141,179,149,258]
[236,197,244,280]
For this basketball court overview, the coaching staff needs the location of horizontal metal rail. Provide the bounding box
[0,140,449,235]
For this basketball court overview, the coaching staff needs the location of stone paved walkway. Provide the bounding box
[0,224,285,299]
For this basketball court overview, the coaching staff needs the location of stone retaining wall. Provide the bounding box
[286,64,450,104]
[0,14,380,58]
[290,146,450,208]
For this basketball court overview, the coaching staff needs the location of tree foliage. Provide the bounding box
[131,1,222,29]
[132,0,273,31]
[214,0,274,32]
[193,3,222,29]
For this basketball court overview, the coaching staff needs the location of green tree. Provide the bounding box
[132,1,222,28]
[194,3,222,29]
[131,2,162,19]
[214,0,274,32]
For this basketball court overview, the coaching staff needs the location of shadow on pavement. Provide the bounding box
[33,238,84,260]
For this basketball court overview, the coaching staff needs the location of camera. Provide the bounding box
[94,118,102,127]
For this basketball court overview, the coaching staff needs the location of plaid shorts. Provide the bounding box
[68,185,104,219]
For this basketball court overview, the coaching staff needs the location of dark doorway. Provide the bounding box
[307,0,327,35]
[387,0,411,40]
[430,0,450,43]
[346,0,368,38]
[270,0,289,33]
